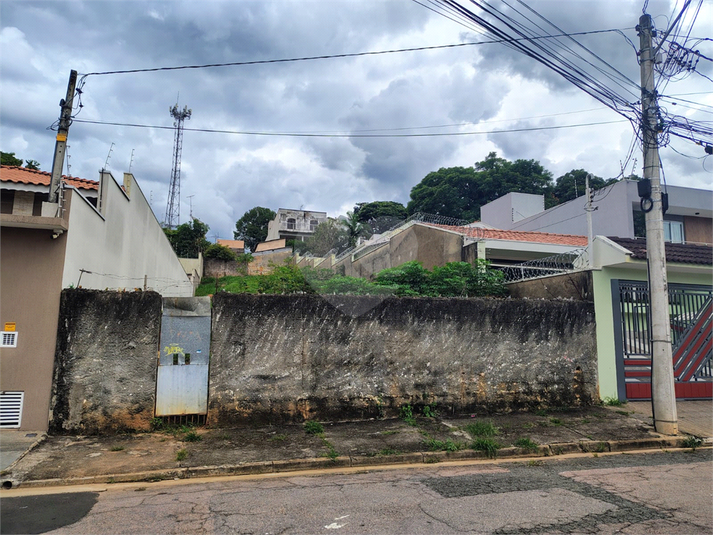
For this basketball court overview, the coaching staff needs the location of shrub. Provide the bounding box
[304,420,324,435]
[203,243,238,261]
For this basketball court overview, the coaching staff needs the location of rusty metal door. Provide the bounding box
[155,297,211,417]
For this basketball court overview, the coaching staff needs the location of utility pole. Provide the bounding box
[49,70,78,204]
[638,14,677,435]
[585,174,596,267]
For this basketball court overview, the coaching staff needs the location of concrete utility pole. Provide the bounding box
[638,14,677,435]
[49,70,78,204]
[585,174,596,266]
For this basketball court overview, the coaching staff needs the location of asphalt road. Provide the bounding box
[2,449,711,534]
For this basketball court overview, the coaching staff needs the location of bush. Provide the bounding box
[203,243,238,261]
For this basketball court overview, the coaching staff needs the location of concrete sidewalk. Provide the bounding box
[1,402,710,490]
[623,400,713,439]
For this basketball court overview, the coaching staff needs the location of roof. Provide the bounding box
[217,239,245,250]
[608,236,713,266]
[0,165,99,190]
[427,223,588,247]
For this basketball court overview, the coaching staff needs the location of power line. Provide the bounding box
[72,118,627,138]
[79,28,633,77]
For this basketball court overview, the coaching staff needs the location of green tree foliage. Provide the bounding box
[234,206,276,252]
[354,201,407,234]
[407,152,555,220]
[304,219,349,256]
[373,260,506,297]
[1,151,23,167]
[553,169,616,204]
[342,211,370,248]
[203,243,238,261]
[164,218,210,258]
[24,159,40,170]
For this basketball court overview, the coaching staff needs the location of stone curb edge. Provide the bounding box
[8,436,710,490]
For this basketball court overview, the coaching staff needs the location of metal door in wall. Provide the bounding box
[614,280,712,400]
[156,297,211,418]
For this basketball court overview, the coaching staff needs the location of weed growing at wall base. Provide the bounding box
[472,438,501,458]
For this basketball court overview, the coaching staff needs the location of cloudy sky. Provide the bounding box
[2,0,711,241]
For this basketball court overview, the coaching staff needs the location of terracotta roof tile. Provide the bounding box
[424,222,588,247]
[0,165,98,190]
[608,236,713,266]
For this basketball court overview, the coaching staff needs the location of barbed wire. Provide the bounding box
[500,248,588,283]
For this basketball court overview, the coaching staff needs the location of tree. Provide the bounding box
[234,206,276,252]
[407,153,555,221]
[304,219,348,256]
[203,243,237,261]
[553,169,616,204]
[24,159,40,170]
[164,218,210,258]
[342,211,370,248]
[354,201,407,234]
[1,151,23,167]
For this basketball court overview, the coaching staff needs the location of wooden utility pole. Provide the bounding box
[638,14,677,435]
[49,70,78,204]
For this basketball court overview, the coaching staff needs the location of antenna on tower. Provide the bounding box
[129,149,135,174]
[187,194,195,219]
[103,142,115,172]
[164,102,191,229]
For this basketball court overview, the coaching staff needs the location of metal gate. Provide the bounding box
[155,297,211,421]
[614,280,712,400]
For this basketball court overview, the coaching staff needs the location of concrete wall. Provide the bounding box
[204,258,248,278]
[49,290,162,434]
[209,294,597,426]
[336,224,463,279]
[0,227,68,430]
[61,172,193,296]
[507,271,593,301]
[481,192,544,229]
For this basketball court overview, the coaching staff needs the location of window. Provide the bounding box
[1,331,17,348]
[286,218,296,230]
[310,219,318,231]
[663,220,684,243]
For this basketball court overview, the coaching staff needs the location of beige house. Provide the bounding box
[0,165,192,431]
[266,208,327,242]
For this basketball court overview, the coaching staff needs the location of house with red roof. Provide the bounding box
[0,165,193,431]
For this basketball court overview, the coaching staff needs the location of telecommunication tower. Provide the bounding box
[164,103,192,229]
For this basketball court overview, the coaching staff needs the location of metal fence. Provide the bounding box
[501,249,589,283]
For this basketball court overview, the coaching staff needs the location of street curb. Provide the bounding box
[8,436,710,490]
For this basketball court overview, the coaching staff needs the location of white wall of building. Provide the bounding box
[61,172,193,296]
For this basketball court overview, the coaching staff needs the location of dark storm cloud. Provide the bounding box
[1,0,710,240]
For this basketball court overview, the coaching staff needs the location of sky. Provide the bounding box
[1,0,711,241]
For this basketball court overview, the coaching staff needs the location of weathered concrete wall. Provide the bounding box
[204,258,247,278]
[507,271,593,301]
[50,289,162,434]
[209,294,597,426]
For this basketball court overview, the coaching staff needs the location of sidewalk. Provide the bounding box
[2,402,710,490]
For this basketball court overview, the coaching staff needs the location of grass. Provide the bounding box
[270,434,288,442]
[425,438,463,452]
[602,397,625,407]
[176,449,187,462]
[304,420,325,435]
[400,404,416,426]
[682,436,703,450]
[513,437,539,451]
[549,418,563,426]
[110,446,125,452]
[381,430,399,436]
[422,404,437,418]
[534,409,548,417]
[464,421,499,437]
[472,438,501,459]
[379,448,400,456]
[183,431,202,442]
[615,410,629,416]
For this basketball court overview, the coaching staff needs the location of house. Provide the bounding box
[481,180,712,245]
[266,208,327,242]
[249,239,293,275]
[0,165,193,431]
[216,239,245,255]
[507,235,712,401]
[329,219,587,280]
